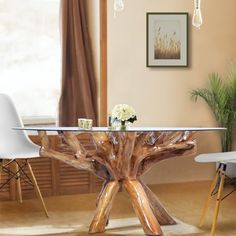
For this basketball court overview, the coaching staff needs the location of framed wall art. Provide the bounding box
[146,12,188,67]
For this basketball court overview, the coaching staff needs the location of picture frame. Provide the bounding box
[146,12,188,67]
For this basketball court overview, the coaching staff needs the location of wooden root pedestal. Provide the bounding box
[38,130,197,236]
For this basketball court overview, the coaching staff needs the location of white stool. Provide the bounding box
[195,152,236,236]
[0,94,48,217]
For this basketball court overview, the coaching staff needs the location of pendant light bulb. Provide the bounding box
[192,0,203,29]
[114,0,124,12]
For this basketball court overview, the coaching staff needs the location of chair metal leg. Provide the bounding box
[210,164,226,236]
[15,161,23,203]
[26,160,49,218]
[199,164,221,227]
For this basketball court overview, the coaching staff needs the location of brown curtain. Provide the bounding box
[59,0,98,126]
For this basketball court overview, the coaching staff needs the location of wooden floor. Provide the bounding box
[0,181,235,236]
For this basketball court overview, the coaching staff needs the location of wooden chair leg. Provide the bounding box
[26,160,49,218]
[15,161,23,203]
[199,165,221,227]
[210,165,226,236]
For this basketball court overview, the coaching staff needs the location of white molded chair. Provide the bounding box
[0,93,48,217]
[195,152,236,236]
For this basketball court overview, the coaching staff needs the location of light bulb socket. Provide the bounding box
[194,0,201,10]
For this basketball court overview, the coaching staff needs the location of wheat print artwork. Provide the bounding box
[154,21,181,60]
[147,13,188,67]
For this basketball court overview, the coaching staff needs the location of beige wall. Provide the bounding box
[106,0,236,184]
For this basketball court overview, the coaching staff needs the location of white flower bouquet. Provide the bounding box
[111,104,137,127]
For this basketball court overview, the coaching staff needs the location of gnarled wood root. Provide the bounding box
[140,179,176,225]
[123,179,162,236]
[38,130,197,235]
[89,181,120,234]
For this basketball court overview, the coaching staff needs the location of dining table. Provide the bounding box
[14,126,226,236]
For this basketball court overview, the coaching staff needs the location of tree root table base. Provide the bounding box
[38,130,197,236]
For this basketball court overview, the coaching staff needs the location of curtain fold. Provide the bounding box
[59,0,98,126]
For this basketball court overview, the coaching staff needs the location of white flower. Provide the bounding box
[111,104,136,122]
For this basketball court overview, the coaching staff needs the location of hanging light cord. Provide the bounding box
[194,0,200,9]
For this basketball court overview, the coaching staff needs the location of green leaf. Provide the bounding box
[190,66,236,151]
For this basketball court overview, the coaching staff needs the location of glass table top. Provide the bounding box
[13,126,227,132]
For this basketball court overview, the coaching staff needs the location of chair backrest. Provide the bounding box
[0,93,38,157]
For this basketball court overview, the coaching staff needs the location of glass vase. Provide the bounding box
[120,120,127,131]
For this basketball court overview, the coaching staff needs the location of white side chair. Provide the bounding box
[195,152,236,236]
[0,93,48,217]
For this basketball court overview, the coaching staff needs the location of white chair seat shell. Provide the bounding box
[0,150,39,159]
[195,152,236,163]
[0,94,40,160]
